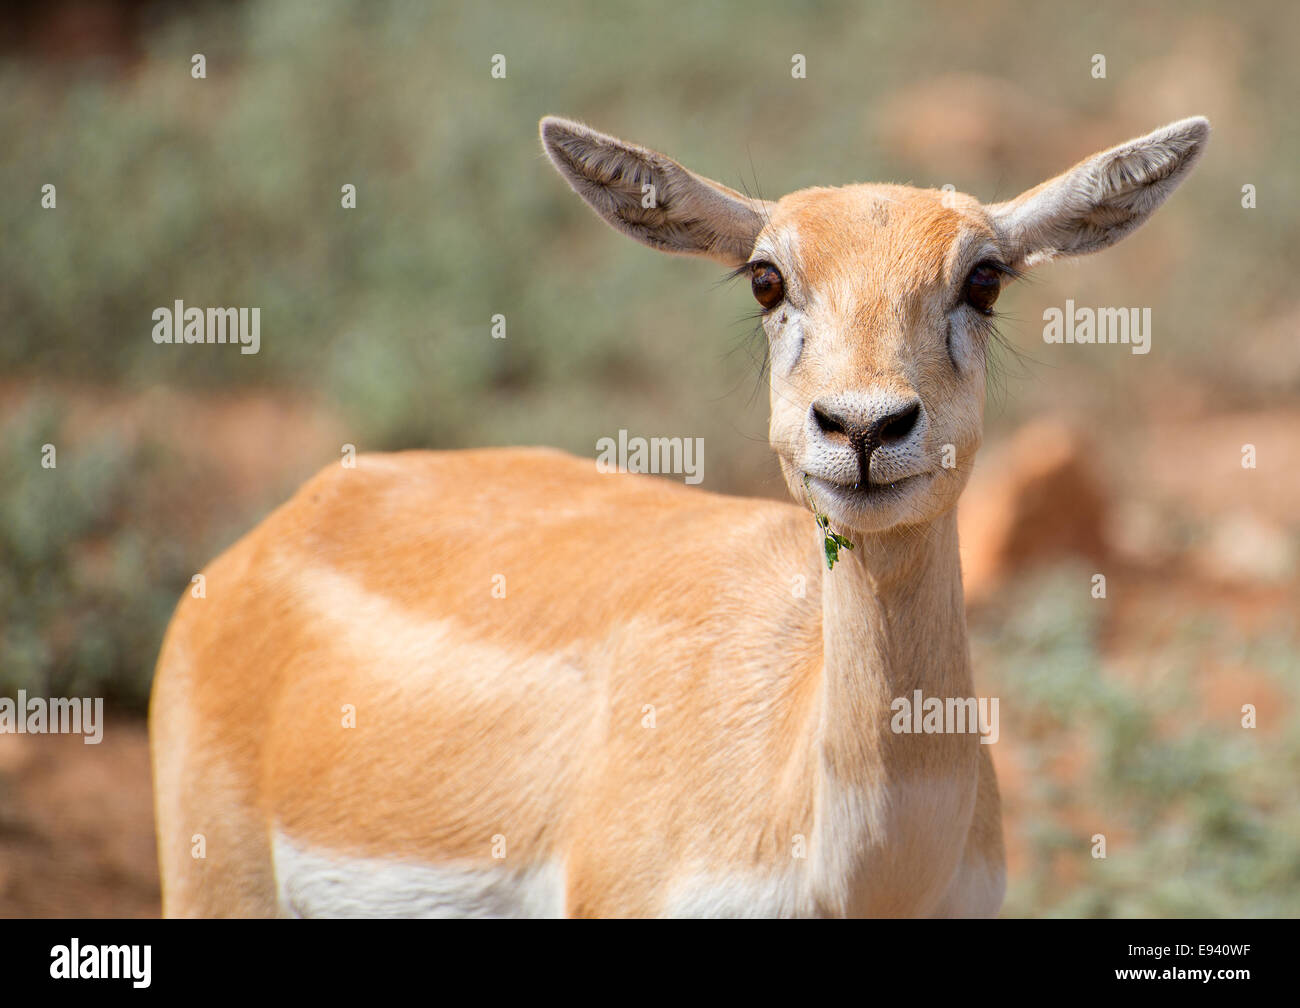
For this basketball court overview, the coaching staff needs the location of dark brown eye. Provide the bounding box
[750,262,785,311]
[964,264,1002,314]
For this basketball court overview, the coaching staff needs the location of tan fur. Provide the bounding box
[151,114,1208,917]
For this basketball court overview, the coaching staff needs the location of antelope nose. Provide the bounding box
[811,397,922,450]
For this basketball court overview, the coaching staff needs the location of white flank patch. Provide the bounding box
[663,869,813,918]
[273,832,566,918]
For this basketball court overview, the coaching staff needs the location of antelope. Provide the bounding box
[150,113,1209,917]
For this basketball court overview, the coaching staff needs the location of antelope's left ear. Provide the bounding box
[988,117,1210,268]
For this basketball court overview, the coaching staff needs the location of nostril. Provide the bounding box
[812,402,850,438]
[877,401,921,445]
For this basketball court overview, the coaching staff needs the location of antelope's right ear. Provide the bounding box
[540,116,771,267]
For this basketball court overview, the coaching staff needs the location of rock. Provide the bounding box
[960,419,1107,602]
[1192,513,1296,585]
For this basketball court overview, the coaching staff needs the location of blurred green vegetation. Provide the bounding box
[1,0,1297,916]
[976,566,1300,918]
[0,400,193,709]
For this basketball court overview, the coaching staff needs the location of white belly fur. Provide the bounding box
[273,832,566,918]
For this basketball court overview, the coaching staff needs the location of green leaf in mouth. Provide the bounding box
[803,474,855,571]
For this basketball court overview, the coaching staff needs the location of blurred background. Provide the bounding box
[1,0,1297,917]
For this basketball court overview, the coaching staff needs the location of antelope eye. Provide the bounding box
[964,263,1002,314]
[750,262,785,311]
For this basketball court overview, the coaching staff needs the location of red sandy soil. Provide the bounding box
[0,716,158,918]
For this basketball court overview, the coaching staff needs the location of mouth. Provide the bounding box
[803,472,931,510]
